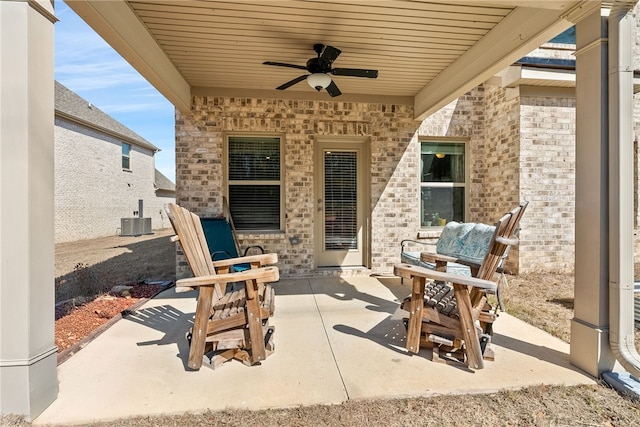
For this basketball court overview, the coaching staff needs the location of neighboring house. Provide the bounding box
[54,81,175,243]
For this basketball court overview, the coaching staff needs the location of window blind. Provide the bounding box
[227,136,282,230]
[228,137,280,181]
[324,152,357,250]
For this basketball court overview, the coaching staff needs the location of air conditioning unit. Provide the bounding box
[120,218,153,236]
[121,218,137,236]
[141,217,152,234]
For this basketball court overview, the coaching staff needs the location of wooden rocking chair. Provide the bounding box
[166,203,279,370]
[394,202,528,369]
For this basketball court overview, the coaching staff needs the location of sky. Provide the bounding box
[54,2,176,182]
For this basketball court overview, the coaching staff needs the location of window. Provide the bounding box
[420,141,466,227]
[226,136,283,231]
[122,143,131,170]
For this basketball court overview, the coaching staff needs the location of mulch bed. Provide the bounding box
[55,283,168,363]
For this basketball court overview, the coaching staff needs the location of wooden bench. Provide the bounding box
[166,203,279,370]
[401,218,516,310]
[394,202,528,369]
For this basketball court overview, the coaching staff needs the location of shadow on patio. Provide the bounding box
[35,276,595,425]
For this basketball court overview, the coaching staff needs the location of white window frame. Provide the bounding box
[419,138,468,229]
[122,143,131,170]
[224,134,285,232]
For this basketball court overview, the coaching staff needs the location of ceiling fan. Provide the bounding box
[263,44,378,97]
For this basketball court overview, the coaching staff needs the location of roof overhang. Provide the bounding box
[496,65,640,94]
[55,109,160,152]
[65,0,602,120]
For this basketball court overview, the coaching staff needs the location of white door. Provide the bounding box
[315,137,369,267]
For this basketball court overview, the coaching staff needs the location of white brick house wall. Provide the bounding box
[174,9,640,278]
[54,99,174,243]
[175,90,532,278]
[176,98,419,278]
[173,82,631,278]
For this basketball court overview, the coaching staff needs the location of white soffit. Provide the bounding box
[65,0,601,118]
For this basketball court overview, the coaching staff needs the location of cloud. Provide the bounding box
[55,1,176,182]
[55,4,148,91]
[101,102,169,114]
[55,44,146,91]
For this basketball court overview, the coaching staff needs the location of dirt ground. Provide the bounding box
[54,228,176,302]
[2,384,638,426]
[4,232,640,426]
[53,229,177,353]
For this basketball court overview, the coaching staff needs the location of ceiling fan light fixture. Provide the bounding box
[307,73,331,91]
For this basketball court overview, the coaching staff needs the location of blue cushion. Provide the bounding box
[401,251,472,276]
[401,251,422,266]
[435,222,475,256]
[457,223,496,264]
[401,221,499,279]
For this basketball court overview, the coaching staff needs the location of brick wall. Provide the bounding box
[176,93,504,278]
[176,97,420,277]
[519,96,576,273]
[173,6,640,278]
[55,117,173,242]
[174,81,634,278]
[481,85,523,272]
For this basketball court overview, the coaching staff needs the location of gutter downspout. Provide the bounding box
[607,0,640,380]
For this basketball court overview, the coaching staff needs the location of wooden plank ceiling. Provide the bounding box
[127,0,511,97]
[67,0,599,116]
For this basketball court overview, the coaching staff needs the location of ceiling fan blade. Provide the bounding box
[275,75,308,90]
[263,61,307,71]
[319,45,341,66]
[325,80,342,97]
[331,68,378,78]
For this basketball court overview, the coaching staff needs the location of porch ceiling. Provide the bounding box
[65,0,599,119]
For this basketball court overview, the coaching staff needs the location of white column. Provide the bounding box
[0,0,58,419]
[571,7,619,377]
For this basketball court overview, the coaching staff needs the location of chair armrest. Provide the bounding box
[176,266,279,289]
[210,250,233,261]
[420,252,483,270]
[496,235,519,246]
[393,263,497,292]
[242,245,265,256]
[210,253,278,269]
[419,252,458,264]
[401,239,433,251]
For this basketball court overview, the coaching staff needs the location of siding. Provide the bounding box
[55,116,173,242]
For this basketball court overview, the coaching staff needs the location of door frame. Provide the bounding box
[313,135,371,268]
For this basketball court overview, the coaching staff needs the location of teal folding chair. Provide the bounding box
[200,198,264,272]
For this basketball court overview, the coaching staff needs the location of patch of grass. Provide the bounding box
[502,271,639,352]
[4,384,638,427]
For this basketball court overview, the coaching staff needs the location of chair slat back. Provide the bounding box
[222,196,242,258]
[476,201,529,282]
[166,203,223,300]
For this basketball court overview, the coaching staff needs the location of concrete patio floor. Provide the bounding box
[35,276,595,425]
